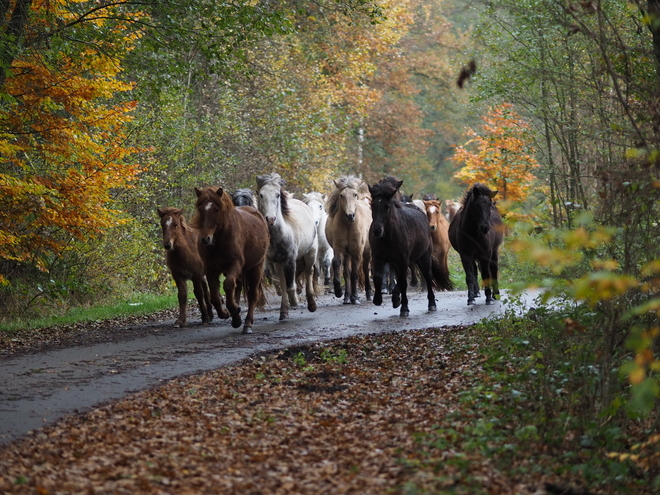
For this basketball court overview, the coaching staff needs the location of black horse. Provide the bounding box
[448,183,503,305]
[369,176,453,316]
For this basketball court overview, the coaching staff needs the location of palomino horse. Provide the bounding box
[193,186,269,333]
[256,173,318,320]
[423,199,452,289]
[325,175,372,305]
[157,207,214,327]
[303,192,334,286]
[448,183,503,305]
[369,176,453,316]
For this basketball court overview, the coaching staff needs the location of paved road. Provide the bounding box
[0,288,541,445]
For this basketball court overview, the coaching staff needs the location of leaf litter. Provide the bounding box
[0,326,652,494]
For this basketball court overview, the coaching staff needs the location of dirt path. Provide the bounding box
[0,288,539,445]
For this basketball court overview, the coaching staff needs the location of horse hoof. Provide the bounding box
[334,282,343,298]
[242,326,253,334]
[467,299,476,306]
[399,309,410,317]
[343,299,351,305]
[174,321,184,328]
[428,305,437,312]
[486,298,494,305]
[350,298,360,305]
[231,315,242,328]
[324,278,331,286]
[373,294,382,306]
[308,300,317,313]
[218,310,230,319]
[392,295,401,309]
[279,312,288,320]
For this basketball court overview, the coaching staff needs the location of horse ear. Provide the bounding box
[194,187,203,198]
[215,187,224,197]
[396,180,404,191]
[157,208,165,218]
[489,190,498,199]
[333,179,340,188]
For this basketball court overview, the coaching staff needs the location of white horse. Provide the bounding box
[256,173,319,320]
[303,192,334,286]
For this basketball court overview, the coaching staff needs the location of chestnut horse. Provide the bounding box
[325,175,372,305]
[423,199,452,288]
[448,183,503,305]
[157,207,213,327]
[369,176,453,316]
[193,187,269,334]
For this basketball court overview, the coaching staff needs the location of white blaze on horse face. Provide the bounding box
[205,202,213,211]
[429,205,437,214]
[165,217,173,227]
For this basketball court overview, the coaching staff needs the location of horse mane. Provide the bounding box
[256,172,291,219]
[191,186,234,229]
[303,191,324,205]
[461,182,496,207]
[159,207,194,233]
[231,188,255,207]
[369,175,403,207]
[326,175,370,218]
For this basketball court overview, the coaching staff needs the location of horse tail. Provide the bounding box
[241,266,268,309]
[431,256,454,291]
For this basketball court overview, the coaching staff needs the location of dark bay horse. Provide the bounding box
[193,187,270,334]
[448,183,503,305]
[157,207,213,327]
[369,176,453,316]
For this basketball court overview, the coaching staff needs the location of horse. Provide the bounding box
[423,199,452,288]
[232,188,256,207]
[445,199,460,222]
[256,173,319,320]
[157,207,214,327]
[369,176,453,316]
[325,175,372,305]
[448,183,503,305]
[192,186,270,333]
[303,192,334,286]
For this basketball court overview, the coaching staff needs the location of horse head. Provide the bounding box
[231,188,255,207]
[157,207,184,250]
[256,173,287,227]
[469,183,498,235]
[369,176,403,239]
[424,200,443,232]
[303,192,325,227]
[194,186,230,246]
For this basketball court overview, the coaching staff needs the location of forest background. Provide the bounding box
[1,0,660,462]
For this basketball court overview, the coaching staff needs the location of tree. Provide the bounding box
[450,103,540,204]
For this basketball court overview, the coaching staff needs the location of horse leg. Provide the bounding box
[192,277,211,324]
[343,254,352,305]
[416,251,437,312]
[173,276,188,327]
[207,272,230,319]
[394,265,409,316]
[349,254,360,305]
[303,251,318,313]
[223,270,243,329]
[363,250,372,302]
[242,266,261,334]
[323,253,332,286]
[459,254,478,305]
[200,276,214,323]
[480,256,499,305]
[331,255,343,298]
[372,258,386,306]
[410,266,419,288]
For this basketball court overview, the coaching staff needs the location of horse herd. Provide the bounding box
[157,173,503,334]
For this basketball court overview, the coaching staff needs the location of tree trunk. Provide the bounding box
[0,0,33,90]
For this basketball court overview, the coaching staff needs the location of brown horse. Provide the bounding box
[157,207,213,327]
[448,183,503,305]
[423,199,452,286]
[325,175,372,305]
[193,186,270,334]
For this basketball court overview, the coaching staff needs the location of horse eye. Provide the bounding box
[276,193,280,199]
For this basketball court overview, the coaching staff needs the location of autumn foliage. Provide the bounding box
[0,1,143,284]
[451,103,540,204]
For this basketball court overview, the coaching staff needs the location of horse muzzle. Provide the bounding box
[201,235,214,246]
[372,226,384,238]
[163,241,173,250]
[266,216,276,227]
[345,213,355,223]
